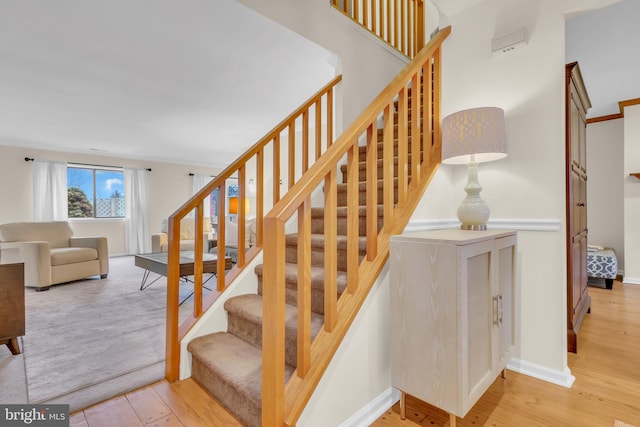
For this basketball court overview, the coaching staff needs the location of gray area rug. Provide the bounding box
[4,255,213,411]
[0,341,28,403]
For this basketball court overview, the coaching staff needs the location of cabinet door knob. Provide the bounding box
[492,296,500,326]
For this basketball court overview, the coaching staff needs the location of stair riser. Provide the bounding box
[337,185,398,207]
[310,212,383,236]
[375,124,422,140]
[227,312,301,368]
[340,161,418,183]
[191,359,260,427]
[257,280,338,316]
[357,137,425,162]
[285,244,363,271]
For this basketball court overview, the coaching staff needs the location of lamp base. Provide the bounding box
[460,223,487,231]
[457,161,490,231]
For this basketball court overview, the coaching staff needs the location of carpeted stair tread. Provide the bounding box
[309,205,384,235]
[340,154,420,183]
[254,263,348,293]
[357,138,424,161]
[337,177,400,206]
[285,232,367,251]
[188,332,295,427]
[225,294,324,367]
[310,204,384,218]
[255,263,348,315]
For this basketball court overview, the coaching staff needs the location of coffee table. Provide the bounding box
[134,251,232,293]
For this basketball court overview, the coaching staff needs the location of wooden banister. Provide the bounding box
[262,26,451,426]
[164,75,343,382]
[332,0,425,58]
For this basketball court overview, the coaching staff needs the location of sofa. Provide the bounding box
[151,217,214,253]
[0,221,109,291]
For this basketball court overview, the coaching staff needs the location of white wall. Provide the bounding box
[623,105,640,283]
[234,0,410,132]
[434,0,571,377]
[0,143,220,256]
[586,119,625,271]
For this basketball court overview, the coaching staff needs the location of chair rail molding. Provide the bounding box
[406,218,561,232]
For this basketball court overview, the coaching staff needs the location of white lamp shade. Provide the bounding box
[442,107,507,165]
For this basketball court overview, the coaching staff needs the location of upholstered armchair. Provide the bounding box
[210,218,256,263]
[151,217,214,253]
[0,221,109,291]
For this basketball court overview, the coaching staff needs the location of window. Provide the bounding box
[210,178,239,219]
[67,165,125,218]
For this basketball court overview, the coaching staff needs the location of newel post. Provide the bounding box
[262,217,286,426]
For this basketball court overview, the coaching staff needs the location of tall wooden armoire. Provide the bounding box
[565,62,591,353]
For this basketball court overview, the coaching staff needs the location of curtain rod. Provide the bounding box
[24,158,151,171]
[189,173,215,177]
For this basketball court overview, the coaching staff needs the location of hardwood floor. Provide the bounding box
[373,280,640,427]
[72,280,640,426]
[70,379,242,427]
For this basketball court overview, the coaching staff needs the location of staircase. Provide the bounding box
[163,22,451,427]
[188,77,433,427]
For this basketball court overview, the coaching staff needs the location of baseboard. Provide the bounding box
[405,218,561,233]
[339,387,400,427]
[507,358,575,388]
[622,276,640,285]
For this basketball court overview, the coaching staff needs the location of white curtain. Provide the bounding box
[124,168,149,254]
[191,174,213,218]
[32,160,68,221]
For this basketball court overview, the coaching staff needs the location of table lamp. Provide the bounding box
[228,196,250,221]
[442,107,507,230]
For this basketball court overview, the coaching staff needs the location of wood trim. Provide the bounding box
[618,97,640,112]
[586,113,623,124]
[586,97,640,124]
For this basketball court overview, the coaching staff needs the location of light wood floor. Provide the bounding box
[72,280,640,427]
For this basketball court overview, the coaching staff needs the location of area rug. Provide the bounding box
[21,255,215,411]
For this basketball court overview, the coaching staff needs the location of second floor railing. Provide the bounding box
[164,74,343,382]
[332,0,425,58]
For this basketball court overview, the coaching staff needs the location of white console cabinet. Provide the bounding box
[389,229,517,425]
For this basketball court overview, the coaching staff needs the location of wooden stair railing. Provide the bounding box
[332,0,425,58]
[262,26,451,426]
[164,75,342,382]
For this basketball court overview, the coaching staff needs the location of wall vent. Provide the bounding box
[492,28,527,55]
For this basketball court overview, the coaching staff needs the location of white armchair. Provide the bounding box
[0,221,109,291]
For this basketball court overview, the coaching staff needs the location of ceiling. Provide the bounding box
[565,0,640,119]
[0,0,336,167]
[0,0,635,167]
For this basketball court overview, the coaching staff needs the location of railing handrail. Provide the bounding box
[262,26,451,426]
[265,27,449,221]
[164,74,343,382]
[172,75,343,220]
